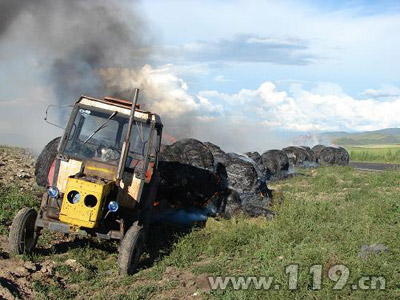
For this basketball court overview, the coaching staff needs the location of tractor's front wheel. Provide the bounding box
[9,208,39,255]
[118,222,145,275]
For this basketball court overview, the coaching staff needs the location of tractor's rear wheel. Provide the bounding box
[9,208,39,255]
[118,222,145,275]
[35,137,61,187]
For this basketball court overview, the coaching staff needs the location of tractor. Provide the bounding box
[8,89,163,275]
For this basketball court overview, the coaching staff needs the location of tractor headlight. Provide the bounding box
[108,201,119,212]
[47,186,59,198]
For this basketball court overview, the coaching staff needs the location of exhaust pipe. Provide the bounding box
[116,88,139,186]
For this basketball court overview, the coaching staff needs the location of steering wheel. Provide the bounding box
[97,145,122,162]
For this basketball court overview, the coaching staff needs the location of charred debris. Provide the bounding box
[156,139,349,222]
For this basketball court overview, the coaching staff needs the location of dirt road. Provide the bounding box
[350,161,400,172]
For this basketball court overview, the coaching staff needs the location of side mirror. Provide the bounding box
[45,104,73,129]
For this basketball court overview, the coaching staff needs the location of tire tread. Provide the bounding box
[118,222,144,275]
[9,208,38,255]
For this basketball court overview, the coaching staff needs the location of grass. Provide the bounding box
[346,144,400,163]
[146,166,399,299]
[0,185,39,234]
[1,166,399,299]
[333,131,400,145]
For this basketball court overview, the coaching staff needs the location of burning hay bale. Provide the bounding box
[204,142,231,166]
[157,139,223,216]
[157,161,221,209]
[244,151,267,174]
[312,144,326,163]
[204,143,272,204]
[260,150,289,180]
[225,153,270,198]
[205,143,271,199]
[244,151,263,166]
[223,153,272,217]
[158,139,273,219]
[319,147,350,166]
[301,146,316,162]
[205,143,273,216]
[159,138,214,171]
[282,146,314,167]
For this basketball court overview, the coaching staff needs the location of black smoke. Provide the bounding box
[0,0,152,102]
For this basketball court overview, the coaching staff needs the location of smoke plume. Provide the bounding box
[0,0,153,150]
[99,65,289,152]
[0,0,152,100]
[0,0,289,153]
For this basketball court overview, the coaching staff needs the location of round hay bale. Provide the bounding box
[319,147,349,166]
[160,139,273,218]
[244,151,262,165]
[260,149,289,179]
[225,154,260,195]
[204,142,231,166]
[282,146,312,167]
[244,151,267,174]
[312,144,326,162]
[159,138,214,171]
[301,146,316,162]
[336,147,350,166]
[157,161,220,209]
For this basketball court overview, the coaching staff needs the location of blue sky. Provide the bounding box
[139,0,400,96]
[1,0,400,151]
[101,0,400,151]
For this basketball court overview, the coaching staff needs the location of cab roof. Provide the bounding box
[77,95,163,126]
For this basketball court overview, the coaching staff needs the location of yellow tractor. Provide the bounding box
[8,89,163,275]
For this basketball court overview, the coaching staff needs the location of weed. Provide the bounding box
[0,185,38,234]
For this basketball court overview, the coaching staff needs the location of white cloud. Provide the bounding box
[213,75,232,83]
[201,82,400,132]
[361,84,400,100]
[100,64,400,134]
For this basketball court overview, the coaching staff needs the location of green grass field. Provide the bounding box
[347,144,400,163]
[0,186,38,235]
[1,166,399,299]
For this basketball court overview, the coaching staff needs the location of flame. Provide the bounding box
[162,132,177,145]
[202,192,219,208]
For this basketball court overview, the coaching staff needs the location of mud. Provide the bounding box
[0,147,38,191]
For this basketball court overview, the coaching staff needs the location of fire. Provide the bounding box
[162,132,177,145]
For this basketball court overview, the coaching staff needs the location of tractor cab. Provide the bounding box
[9,89,163,275]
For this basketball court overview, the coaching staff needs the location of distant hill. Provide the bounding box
[323,128,400,145]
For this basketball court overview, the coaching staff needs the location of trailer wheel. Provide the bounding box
[118,222,145,275]
[9,208,39,255]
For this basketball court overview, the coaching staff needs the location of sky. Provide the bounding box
[139,0,400,94]
[0,0,400,152]
[137,0,400,149]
